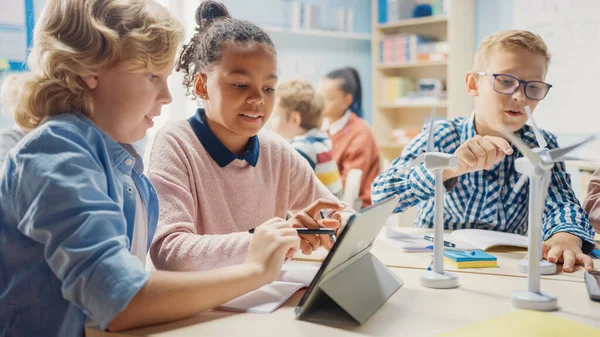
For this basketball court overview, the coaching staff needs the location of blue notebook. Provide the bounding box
[444,250,497,262]
[591,249,600,259]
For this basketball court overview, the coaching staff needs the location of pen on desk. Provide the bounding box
[319,210,337,244]
[423,235,456,248]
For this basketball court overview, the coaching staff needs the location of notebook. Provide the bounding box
[216,262,320,314]
[437,310,600,337]
[444,250,498,269]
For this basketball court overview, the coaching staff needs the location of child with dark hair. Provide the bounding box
[147,1,352,272]
[320,66,381,207]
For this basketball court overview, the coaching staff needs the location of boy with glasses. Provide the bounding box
[372,30,595,272]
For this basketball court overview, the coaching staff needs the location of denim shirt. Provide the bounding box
[0,113,159,337]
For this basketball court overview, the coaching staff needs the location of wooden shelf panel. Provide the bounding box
[377,16,448,40]
[378,16,448,29]
[377,61,448,80]
[378,60,447,69]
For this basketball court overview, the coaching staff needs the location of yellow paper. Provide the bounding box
[0,59,9,70]
[437,310,600,337]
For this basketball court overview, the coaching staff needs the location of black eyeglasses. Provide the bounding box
[476,72,553,100]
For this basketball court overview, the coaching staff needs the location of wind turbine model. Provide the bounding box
[410,108,459,289]
[502,129,595,311]
[511,106,556,275]
[514,106,590,275]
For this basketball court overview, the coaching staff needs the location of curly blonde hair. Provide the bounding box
[276,80,324,130]
[4,0,183,131]
[473,30,551,73]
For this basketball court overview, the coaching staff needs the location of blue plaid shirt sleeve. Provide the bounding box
[541,132,596,253]
[372,122,458,213]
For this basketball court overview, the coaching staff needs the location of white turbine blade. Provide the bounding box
[426,107,436,153]
[500,129,541,166]
[524,105,547,148]
[514,174,528,192]
[548,135,596,162]
[408,153,426,168]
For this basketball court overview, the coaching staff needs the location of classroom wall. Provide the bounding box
[474,0,513,47]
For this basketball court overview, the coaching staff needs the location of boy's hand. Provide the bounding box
[246,217,300,284]
[443,135,514,181]
[542,232,594,272]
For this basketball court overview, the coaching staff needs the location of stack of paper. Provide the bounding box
[444,250,497,269]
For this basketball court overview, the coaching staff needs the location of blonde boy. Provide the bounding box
[373,30,595,272]
[272,79,343,197]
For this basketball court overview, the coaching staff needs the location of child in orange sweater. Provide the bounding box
[320,67,380,207]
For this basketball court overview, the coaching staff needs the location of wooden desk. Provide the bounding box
[295,228,600,283]
[85,267,600,337]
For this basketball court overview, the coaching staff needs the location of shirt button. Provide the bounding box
[125,158,134,167]
[126,185,135,194]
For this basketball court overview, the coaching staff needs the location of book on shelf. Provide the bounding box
[378,0,448,24]
[380,34,447,65]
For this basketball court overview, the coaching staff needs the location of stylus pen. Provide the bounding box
[319,210,337,243]
[247,227,336,236]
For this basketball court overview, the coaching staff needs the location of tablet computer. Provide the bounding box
[295,194,402,324]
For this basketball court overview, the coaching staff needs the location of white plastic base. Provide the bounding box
[511,290,558,311]
[420,270,459,289]
[517,259,557,275]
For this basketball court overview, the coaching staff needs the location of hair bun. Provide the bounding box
[195,1,229,30]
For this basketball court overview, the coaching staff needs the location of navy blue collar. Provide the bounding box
[188,108,260,167]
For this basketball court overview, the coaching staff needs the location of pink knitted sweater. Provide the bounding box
[147,118,344,271]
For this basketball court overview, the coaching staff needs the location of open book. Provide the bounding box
[216,262,320,314]
[386,227,528,252]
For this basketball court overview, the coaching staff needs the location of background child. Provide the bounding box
[271,79,342,197]
[372,30,595,273]
[147,1,351,273]
[320,66,380,207]
[583,168,600,232]
[0,1,299,335]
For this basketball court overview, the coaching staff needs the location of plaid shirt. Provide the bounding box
[372,114,596,253]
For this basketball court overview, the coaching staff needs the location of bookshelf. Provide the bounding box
[371,0,475,165]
